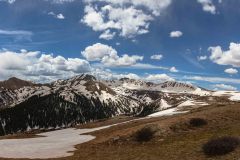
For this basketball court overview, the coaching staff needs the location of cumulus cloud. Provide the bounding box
[0,49,91,82]
[84,0,172,16]
[224,68,238,74]
[198,55,207,61]
[99,30,116,40]
[81,43,117,61]
[82,5,153,38]
[82,0,171,39]
[145,74,175,83]
[150,54,163,60]
[0,50,38,70]
[197,0,216,14]
[113,73,140,80]
[102,54,143,67]
[214,84,237,91]
[170,67,179,73]
[90,68,141,80]
[170,31,183,38]
[209,42,240,67]
[81,43,143,67]
[56,14,65,19]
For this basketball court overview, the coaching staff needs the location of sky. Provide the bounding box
[0,0,240,91]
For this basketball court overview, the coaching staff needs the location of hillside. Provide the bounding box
[0,74,239,136]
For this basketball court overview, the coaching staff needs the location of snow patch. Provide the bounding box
[178,100,208,107]
[148,108,188,117]
[191,88,211,96]
[212,91,240,101]
[229,93,240,101]
[160,99,171,110]
[0,118,147,159]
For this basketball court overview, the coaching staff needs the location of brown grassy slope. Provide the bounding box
[0,77,37,90]
[0,103,240,160]
[61,103,240,160]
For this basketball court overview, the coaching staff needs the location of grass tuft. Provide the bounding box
[135,125,157,142]
[202,136,240,156]
[189,118,208,127]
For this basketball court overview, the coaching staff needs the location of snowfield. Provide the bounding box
[229,93,240,101]
[0,118,147,159]
[0,108,189,159]
[213,91,240,101]
[0,126,110,159]
[178,100,209,107]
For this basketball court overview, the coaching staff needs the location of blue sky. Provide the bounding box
[0,0,240,91]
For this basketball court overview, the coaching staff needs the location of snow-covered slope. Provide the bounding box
[103,78,211,95]
[0,74,239,136]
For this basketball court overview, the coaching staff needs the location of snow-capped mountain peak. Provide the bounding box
[0,74,239,136]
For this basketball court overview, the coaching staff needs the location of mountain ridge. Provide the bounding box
[0,77,38,90]
[0,74,239,136]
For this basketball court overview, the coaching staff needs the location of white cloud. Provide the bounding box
[113,73,140,80]
[92,69,175,83]
[170,31,183,38]
[0,29,33,36]
[84,0,172,16]
[214,84,237,91]
[198,55,207,61]
[51,0,74,3]
[99,30,116,40]
[81,43,118,61]
[0,0,15,4]
[150,54,163,60]
[184,75,240,84]
[0,50,91,82]
[0,50,38,70]
[81,43,143,67]
[224,68,238,74]
[0,29,33,41]
[102,54,143,67]
[170,67,179,73]
[56,14,65,19]
[48,12,65,20]
[1,0,75,4]
[197,0,216,14]
[209,42,240,67]
[82,0,171,39]
[82,5,153,38]
[145,74,175,83]
[45,0,75,4]
[90,68,141,80]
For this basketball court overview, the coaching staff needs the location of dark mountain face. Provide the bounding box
[0,75,142,135]
[0,93,141,135]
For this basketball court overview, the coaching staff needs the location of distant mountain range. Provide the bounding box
[0,74,238,136]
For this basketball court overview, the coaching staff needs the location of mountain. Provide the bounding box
[0,77,37,90]
[0,74,238,136]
